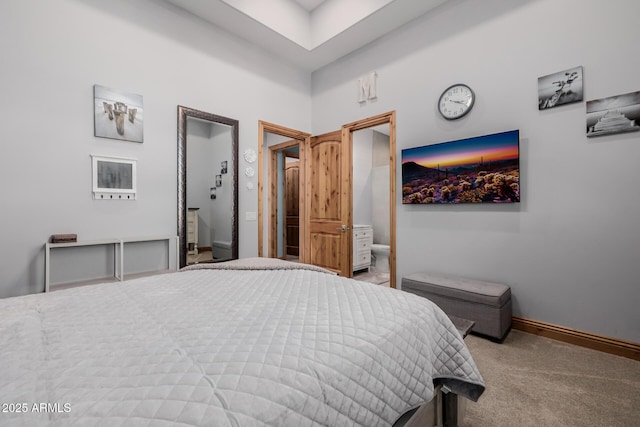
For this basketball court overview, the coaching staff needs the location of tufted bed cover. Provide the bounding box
[0,258,484,426]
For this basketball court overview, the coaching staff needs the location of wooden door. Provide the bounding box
[305,130,351,276]
[285,160,300,256]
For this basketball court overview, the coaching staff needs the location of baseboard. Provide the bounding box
[512,316,640,361]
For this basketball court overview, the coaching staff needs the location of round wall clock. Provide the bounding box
[243,149,257,163]
[438,83,475,120]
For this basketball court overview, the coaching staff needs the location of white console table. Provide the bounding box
[45,235,179,292]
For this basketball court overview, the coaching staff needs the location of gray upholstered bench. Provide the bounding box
[402,272,512,341]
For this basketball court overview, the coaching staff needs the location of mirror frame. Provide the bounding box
[177,105,239,268]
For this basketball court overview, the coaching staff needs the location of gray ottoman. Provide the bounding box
[402,272,512,341]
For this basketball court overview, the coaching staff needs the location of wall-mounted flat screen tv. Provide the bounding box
[402,130,520,204]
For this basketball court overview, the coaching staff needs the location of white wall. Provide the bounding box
[371,131,390,245]
[0,0,310,297]
[311,0,640,342]
[352,129,373,226]
[353,129,391,245]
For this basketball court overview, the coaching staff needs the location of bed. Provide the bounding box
[0,258,484,426]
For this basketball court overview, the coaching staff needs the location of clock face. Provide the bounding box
[438,84,475,120]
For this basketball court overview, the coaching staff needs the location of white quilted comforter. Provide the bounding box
[0,258,484,426]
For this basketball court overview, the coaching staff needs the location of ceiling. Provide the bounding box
[164,0,449,71]
[293,0,326,12]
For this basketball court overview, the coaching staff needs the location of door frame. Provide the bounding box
[258,113,397,287]
[258,121,310,258]
[342,111,397,288]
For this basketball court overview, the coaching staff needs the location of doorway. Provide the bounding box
[257,112,396,287]
[343,111,397,288]
[351,124,392,287]
[257,121,309,259]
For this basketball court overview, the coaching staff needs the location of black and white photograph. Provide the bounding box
[94,84,144,143]
[221,160,227,174]
[586,91,640,138]
[538,66,583,110]
[91,155,137,200]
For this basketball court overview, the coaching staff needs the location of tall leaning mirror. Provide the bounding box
[178,106,239,267]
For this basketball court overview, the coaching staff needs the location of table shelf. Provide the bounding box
[45,236,179,292]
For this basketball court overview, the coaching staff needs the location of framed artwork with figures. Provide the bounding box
[94,85,143,142]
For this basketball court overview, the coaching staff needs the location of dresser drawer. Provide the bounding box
[354,236,373,250]
[353,229,373,239]
[354,251,371,268]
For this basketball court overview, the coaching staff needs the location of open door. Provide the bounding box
[304,129,352,276]
[259,114,395,286]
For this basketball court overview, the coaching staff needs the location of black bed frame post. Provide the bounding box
[442,392,460,427]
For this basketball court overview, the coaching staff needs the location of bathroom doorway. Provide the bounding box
[345,112,396,288]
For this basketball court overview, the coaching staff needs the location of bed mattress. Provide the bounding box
[0,258,484,426]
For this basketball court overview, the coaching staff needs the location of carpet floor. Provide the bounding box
[462,330,640,426]
[353,269,390,286]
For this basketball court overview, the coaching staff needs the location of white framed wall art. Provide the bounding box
[91,155,137,200]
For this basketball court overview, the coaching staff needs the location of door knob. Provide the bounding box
[337,225,350,232]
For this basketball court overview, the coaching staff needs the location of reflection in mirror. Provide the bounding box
[178,106,238,268]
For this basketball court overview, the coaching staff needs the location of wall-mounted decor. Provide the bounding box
[401,130,520,204]
[210,187,216,199]
[586,90,640,137]
[243,149,256,163]
[438,83,475,120]
[91,155,137,200]
[215,175,222,187]
[538,66,583,110]
[221,160,228,174]
[357,72,377,103]
[94,84,143,143]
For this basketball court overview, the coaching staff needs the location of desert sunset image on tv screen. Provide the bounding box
[402,130,520,204]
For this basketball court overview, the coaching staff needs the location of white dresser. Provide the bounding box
[187,208,199,255]
[353,224,373,272]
